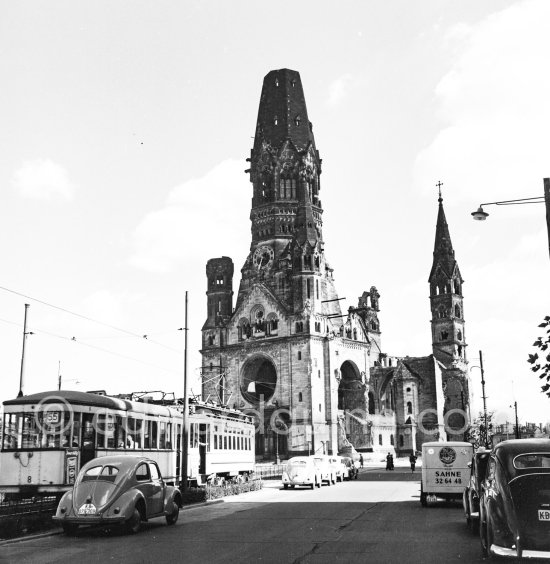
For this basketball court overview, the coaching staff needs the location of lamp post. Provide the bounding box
[471,178,550,259]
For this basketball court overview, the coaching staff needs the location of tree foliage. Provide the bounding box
[527,316,550,398]
[468,410,495,448]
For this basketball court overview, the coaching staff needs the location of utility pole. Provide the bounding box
[479,350,489,448]
[181,291,189,494]
[18,304,30,398]
[58,361,62,390]
[544,178,550,259]
[514,401,520,439]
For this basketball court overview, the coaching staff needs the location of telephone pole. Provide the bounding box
[181,291,189,493]
[18,304,30,398]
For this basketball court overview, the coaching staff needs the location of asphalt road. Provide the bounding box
[0,469,486,564]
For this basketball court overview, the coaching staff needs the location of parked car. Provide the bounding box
[282,456,321,489]
[53,455,181,535]
[462,448,490,534]
[479,439,550,559]
[328,455,345,482]
[341,456,359,480]
[312,455,336,486]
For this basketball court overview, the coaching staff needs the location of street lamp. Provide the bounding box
[471,178,550,259]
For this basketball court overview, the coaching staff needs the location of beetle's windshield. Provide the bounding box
[513,453,550,470]
[81,464,121,483]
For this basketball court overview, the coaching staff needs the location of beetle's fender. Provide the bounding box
[54,490,74,518]
[163,486,182,513]
[103,488,147,520]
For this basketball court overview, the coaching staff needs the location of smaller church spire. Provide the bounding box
[431,182,456,278]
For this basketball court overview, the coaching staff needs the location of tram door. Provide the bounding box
[80,414,96,466]
[198,424,207,475]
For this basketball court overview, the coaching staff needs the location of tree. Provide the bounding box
[527,316,550,398]
[467,411,494,449]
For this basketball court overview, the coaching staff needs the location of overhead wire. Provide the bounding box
[0,285,183,354]
[0,318,184,376]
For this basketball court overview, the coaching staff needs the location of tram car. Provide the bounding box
[0,389,255,499]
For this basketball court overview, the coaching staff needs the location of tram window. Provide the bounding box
[214,434,218,449]
[96,414,107,448]
[166,422,173,449]
[82,417,95,448]
[2,413,18,449]
[159,422,166,449]
[72,413,81,447]
[116,416,126,448]
[224,435,227,449]
[105,415,116,449]
[127,417,142,449]
[151,421,158,449]
[144,421,151,449]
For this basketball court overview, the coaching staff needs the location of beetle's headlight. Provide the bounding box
[113,507,120,514]
[60,507,66,514]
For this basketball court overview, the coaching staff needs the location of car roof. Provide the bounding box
[80,455,152,473]
[494,438,550,458]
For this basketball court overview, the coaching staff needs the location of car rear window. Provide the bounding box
[82,465,120,482]
[513,453,550,469]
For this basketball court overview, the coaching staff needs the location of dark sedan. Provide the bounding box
[53,455,182,535]
[479,439,550,560]
[463,448,490,534]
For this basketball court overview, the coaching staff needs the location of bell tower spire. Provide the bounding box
[429,184,467,367]
[236,69,340,320]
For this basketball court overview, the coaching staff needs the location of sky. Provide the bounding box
[0,0,549,430]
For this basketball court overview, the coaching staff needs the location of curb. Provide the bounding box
[0,499,226,546]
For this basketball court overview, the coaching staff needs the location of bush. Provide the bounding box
[181,479,263,505]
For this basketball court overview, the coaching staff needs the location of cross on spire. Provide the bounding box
[436,180,443,202]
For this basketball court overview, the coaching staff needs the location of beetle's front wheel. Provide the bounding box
[166,502,179,526]
[125,508,142,534]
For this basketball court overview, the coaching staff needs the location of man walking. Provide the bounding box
[409,453,417,473]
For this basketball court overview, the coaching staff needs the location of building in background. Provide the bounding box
[201,69,470,460]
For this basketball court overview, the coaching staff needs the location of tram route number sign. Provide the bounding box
[45,412,60,424]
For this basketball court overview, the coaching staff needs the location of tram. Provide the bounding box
[0,389,255,499]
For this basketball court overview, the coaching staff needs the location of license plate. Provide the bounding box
[538,510,550,521]
[78,503,97,515]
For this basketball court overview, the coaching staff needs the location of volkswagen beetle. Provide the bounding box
[479,439,550,559]
[53,455,181,535]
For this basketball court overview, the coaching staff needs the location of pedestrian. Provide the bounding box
[409,453,417,473]
[359,454,364,468]
[389,453,394,471]
[386,453,391,471]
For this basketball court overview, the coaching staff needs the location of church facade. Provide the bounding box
[201,69,470,460]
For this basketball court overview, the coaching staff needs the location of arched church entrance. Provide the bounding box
[337,360,370,451]
[240,355,286,461]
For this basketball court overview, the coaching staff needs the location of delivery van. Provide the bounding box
[420,441,473,506]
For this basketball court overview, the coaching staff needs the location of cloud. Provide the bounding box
[413,0,550,202]
[326,74,353,107]
[129,159,250,273]
[11,159,74,200]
